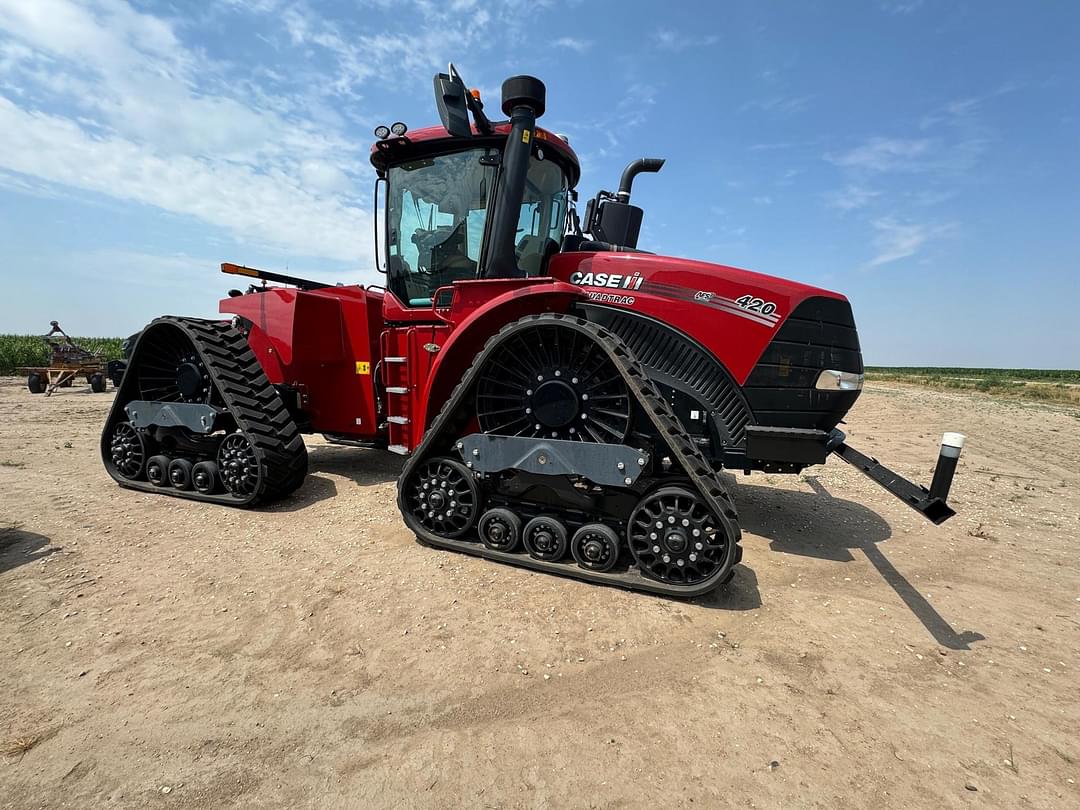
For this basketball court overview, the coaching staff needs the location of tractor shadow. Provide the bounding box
[306,444,404,485]
[270,444,404,512]
[0,528,58,575]
[729,475,984,651]
[690,565,762,611]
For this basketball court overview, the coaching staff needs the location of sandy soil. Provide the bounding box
[1,376,1078,809]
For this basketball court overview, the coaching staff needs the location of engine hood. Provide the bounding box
[548,251,852,385]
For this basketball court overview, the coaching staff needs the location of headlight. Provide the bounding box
[815,369,864,390]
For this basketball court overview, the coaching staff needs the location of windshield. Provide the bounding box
[386,148,569,306]
[516,157,569,276]
[388,149,496,306]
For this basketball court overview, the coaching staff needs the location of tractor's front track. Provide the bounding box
[100,317,307,507]
[398,313,743,598]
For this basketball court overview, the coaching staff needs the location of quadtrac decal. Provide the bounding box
[569,270,643,306]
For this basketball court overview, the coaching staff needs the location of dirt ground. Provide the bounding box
[1,376,1078,809]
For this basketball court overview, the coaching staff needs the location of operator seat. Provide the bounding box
[516,235,560,277]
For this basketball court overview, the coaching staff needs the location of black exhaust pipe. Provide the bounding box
[483,75,546,279]
[616,158,665,202]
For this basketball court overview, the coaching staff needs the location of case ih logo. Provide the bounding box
[693,290,714,302]
[569,271,644,290]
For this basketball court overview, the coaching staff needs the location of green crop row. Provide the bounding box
[864,367,1080,407]
[0,335,124,376]
[864,366,1080,383]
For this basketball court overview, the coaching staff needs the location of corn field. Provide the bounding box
[0,335,124,376]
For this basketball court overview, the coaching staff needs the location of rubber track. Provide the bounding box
[100,317,308,506]
[397,313,743,598]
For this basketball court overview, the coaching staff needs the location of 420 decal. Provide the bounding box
[734,294,777,315]
[694,290,779,317]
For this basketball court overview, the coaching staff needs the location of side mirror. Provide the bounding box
[433,65,471,138]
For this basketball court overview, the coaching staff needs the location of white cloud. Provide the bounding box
[0,0,372,265]
[825,185,881,212]
[553,37,592,53]
[653,29,719,52]
[0,96,370,262]
[828,130,985,175]
[828,137,935,172]
[879,0,924,14]
[740,95,813,117]
[865,217,955,268]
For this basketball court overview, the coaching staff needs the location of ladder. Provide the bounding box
[381,329,412,455]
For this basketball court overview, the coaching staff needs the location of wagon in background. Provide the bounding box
[19,321,113,396]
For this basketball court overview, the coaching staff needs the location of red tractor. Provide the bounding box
[101,66,965,597]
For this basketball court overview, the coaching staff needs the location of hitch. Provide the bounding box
[831,432,966,525]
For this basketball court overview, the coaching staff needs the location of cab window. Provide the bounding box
[387,149,495,307]
[516,157,568,277]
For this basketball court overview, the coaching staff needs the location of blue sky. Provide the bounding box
[0,0,1077,367]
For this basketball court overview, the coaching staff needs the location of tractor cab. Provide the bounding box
[370,66,580,310]
[379,139,571,307]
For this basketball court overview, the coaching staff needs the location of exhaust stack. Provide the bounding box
[616,158,665,203]
[483,75,546,279]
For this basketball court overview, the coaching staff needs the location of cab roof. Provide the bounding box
[369,122,581,187]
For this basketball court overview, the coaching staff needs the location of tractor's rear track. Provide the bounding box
[398,313,743,597]
[100,317,307,506]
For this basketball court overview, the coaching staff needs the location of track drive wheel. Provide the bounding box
[404,457,481,539]
[571,523,621,572]
[628,486,733,586]
[475,321,632,443]
[478,508,522,552]
[523,516,568,562]
[107,421,147,480]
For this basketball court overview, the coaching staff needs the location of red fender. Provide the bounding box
[416,281,584,436]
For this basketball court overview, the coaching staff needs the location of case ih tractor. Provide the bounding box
[101,66,965,597]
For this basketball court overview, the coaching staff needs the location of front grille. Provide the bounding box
[743,296,862,430]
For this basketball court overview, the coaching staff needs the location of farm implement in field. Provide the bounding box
[20,322,114,396]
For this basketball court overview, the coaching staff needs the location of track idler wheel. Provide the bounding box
[107,422,147,480]
[404,457,481,539]
[571,523,620,572]
[478,508,522,552]
[628,486,732,586]
[218,433,262,498]
[523,516,568,562]
[146,455,171,487]
[191,461,219,494]
[167,458,194,490]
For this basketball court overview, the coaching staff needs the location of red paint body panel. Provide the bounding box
[215,249,851,449]
[413,281,583,439]
[220,286,384,438]
[547,252,849,385]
